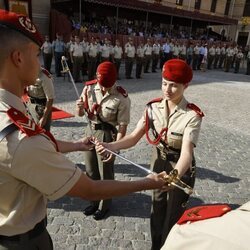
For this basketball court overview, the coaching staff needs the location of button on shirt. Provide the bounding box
[0,89,82,236]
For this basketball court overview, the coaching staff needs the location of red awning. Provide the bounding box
[84,0,238,25]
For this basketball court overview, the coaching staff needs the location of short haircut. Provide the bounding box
[0,24,30,66]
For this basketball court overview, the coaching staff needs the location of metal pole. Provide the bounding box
[116,7,119,37]
[145,11,149,36]
[170,16,173,36]
[190,19,193,38]
[79,0,82,25]
[207,22,210,39]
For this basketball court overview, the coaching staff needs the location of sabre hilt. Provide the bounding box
[61,56,70,74]
[164,169,193,195]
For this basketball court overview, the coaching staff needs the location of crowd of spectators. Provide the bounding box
[71,16,228,42]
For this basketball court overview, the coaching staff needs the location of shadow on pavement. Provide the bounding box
[196,166,240,183]
[52,120,85,127]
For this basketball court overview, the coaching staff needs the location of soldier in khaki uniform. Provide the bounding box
[225,45,235,72]
[162,202,250,250]
[26,67,55,131]
[136,41,145,79]
[152,40,161,72]
[0,9,169,250]
[112,39,123,79]
[70,36,84,82]
[96,59,204,250]
[76,62,131,220]
[87,37,98,80]
[124,37,136,79]
[144,38,153,73]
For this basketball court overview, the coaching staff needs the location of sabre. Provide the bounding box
[61,56,80,98]
[90,140,193,195]
[61,56,94,135]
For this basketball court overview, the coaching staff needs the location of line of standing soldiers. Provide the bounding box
[41,35,250,81]
[64,36,162,82]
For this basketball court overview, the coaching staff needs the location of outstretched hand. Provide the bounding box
[75,137,94,151]
[145,172,173,191]
[94,138,115,162]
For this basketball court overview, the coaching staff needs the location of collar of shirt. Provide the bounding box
[157,96,188,116]
[0,88,26,113]
[94,84,117,99]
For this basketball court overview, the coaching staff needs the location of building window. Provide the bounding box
[194,0,201,10]
[224,0,231,15]
[176,0,183,6]
[243,0,250,16]
[210,0,217,13]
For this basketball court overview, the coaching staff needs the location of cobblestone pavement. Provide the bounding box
[47,66,250,250]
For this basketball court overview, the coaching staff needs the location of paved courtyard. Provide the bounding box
[47,65,250,250]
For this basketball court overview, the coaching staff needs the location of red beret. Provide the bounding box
[0,9,43,47]
[162,59,193,84]
[96,62,117,88]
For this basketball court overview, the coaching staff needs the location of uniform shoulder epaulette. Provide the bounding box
[187,103,204,117]
[7,108,44,137]
[147,97,163,105]
[7,107,59,151]
[177,204,231,225]
[116,86,128,98]
[41,67,52,78]
[85,79,97,86]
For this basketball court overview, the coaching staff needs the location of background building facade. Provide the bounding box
[0,0,249,45]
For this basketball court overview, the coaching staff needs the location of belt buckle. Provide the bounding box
[91,123,96,130]
[160,150,167,160]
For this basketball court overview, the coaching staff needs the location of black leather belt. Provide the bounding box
[91,123,114,131]
[156,147,180,162]
[29,97,47,105]
[0,217,47,242]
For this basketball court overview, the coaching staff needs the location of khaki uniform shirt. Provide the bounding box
[220,47,226,55]
[27,70,55,100]
[71,43,84,57]
[173,46,180,57]
[152,43,161,55]
[124,43,135,58]
[226,48,234,57]
[209,47,216,56]
[144,44,153,56]
[136,46,145,58]
[138,97,202,150]
[113,45,123,59]
[194,46,200,55]
[161,202,250,250]
[100,44,110,58]
[0,89,82,236]
[179,45,186,56]
[80,40,88,53]
[87,43,98,57]
[81,84,131,127]
[215,47,221,55]
[41,41,52,54]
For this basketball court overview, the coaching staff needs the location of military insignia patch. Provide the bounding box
[18,16,36,33]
